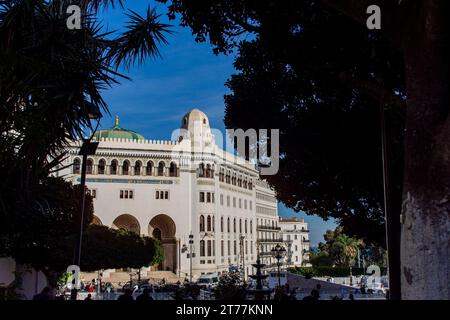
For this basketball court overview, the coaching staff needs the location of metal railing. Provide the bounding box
[256,225,281,231]
[257,238,284,243]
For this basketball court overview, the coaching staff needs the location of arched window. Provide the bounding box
[110,160,118,175]
[134,161,141,176]
[122,160,130,175]
[225,171,231,184]
[250,221,253,234]
[239,219,242,234]
[86,158,93,174]
[199,215,205,232]
[245,220,248,234]
[227,218,230,233]
[220,217,224,233]
[200,240,205,257]
[158,161,165,176]
[233,218,236,233]
[248,180,253,190]
[198,163,205,177]
[169,162,177,177]
[221,240,224,256]
[205,164,211,178]
[72,158,81,174]
[98,159,106,175]
[146,161,153,176]
[207,216,212,232]
[207,240,212,256]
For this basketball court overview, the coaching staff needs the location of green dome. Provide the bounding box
[94,116,145,141]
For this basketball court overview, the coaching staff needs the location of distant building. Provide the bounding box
[58,109,283,279]
[279,217,310,267]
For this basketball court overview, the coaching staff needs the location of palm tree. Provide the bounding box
[331,234,363,267]
[0,0,171,260]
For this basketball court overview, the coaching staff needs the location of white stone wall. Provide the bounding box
[279,219,310,266]
[58,110,278,279]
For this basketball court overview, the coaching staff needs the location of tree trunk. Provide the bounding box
[401,0,450,299]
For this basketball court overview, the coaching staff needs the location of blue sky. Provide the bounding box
[98,2,336,246]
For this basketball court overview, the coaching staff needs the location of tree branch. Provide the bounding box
[321,0,403,46]
[339,72,406,108]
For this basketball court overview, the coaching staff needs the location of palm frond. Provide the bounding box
[110,6,173,69]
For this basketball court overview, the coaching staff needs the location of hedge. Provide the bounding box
[288,266,387,278]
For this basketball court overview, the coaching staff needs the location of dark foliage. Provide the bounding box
[0,0,170,270]
[158,0,405,246]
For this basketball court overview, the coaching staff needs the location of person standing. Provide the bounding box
[33,287,51,301]
[117,289,134,301]
[70,288,78,301]
[136,288,153,301]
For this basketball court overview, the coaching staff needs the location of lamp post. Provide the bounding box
[240,235,246,282]
[74,103,101,268]
[271,243,286,288]
[189,234,194,283]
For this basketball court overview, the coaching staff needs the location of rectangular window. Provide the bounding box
[233,197,236,207]
[220,194,224,205]
[212,193,215,203]
[88,189,97,199]
[207,240,212,256]
[250,201,253,210]
[227,196,230,207]
[228,240,230,255]
[233,241,237,255]
[207,192,211,203]
[156,190,169,200]
[120,189,133,199]
[239,198,242,208]
[244,200,247,210]
[199,192,205,202]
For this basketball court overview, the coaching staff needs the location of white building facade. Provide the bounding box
[279,217,310,267]
[59,109,284,279]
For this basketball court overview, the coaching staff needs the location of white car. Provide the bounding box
[196,273,219,289]
[366,281,388,295]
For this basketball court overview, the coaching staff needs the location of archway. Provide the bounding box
[91,215,103,226]
[148,214,177,272]
[112,214,140,234]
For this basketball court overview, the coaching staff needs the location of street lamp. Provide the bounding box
[74,102,102,268]
[189,234,194,283]
[240,235,246,282]
[271,243,286,288]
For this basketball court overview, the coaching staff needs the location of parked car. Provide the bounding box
[366,281,388,295]
[196,273,219,289]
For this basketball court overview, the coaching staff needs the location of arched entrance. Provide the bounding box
[149,214,177,272]
[91,215,103,226]
[112,214,140,234]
